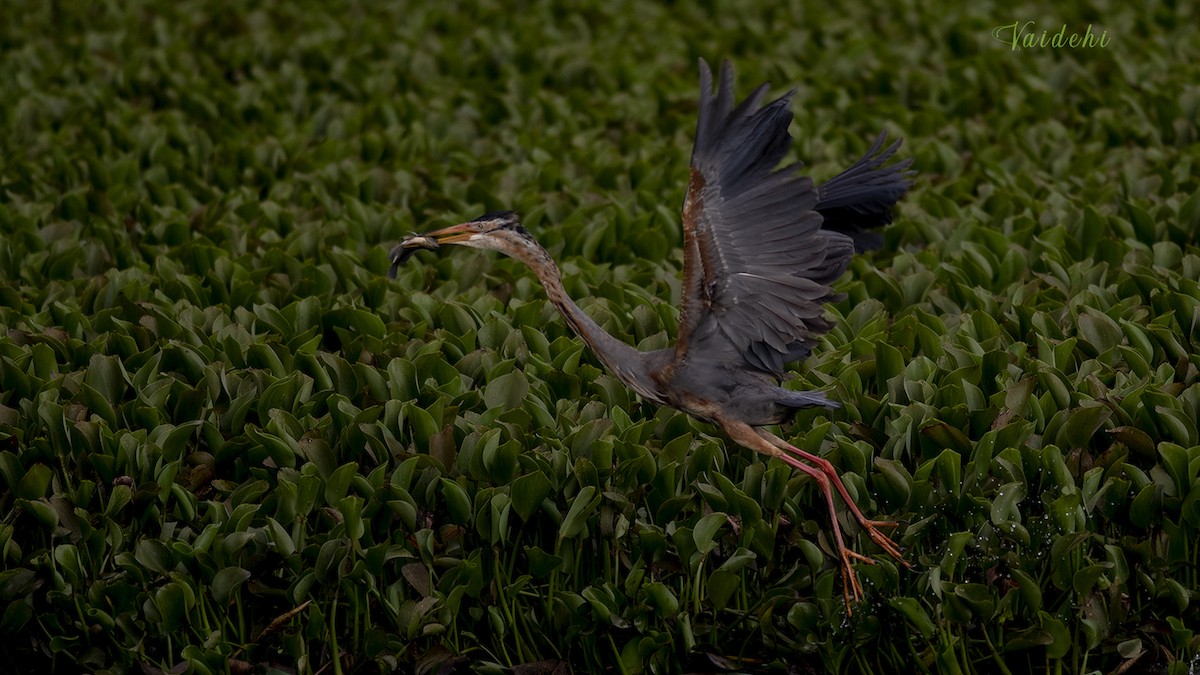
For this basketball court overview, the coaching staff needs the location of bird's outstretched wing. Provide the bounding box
[817,133,913,252]
[675,59,907,376]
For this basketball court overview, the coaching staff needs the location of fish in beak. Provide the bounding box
[387,222,478,278]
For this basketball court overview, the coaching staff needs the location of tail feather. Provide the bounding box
[816,132,914,252]
[777,388,840,410]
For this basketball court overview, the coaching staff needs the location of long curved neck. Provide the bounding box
[530,258,638,369]
[512,245,661,401]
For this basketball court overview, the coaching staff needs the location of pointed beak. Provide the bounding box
[420,221,478,245]
[388,222,478,278]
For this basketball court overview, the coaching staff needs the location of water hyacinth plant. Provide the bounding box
[2,0,1199,673]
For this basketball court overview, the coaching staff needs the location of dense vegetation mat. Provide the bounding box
[1,0,1198,672]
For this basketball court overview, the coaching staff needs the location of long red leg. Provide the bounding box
[760,429,907,565]
[772,449,872,607]
[719,419,884,612]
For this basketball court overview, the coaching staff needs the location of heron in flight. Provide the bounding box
[390,59,913,608]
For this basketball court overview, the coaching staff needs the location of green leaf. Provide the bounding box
[85,353,128,402]
[889,597,936,638]
[315,539,349,582]
[874,457,913,506]
[440,478,473,524]
[955,581,993,619]
[0,568,39,602]
[325,308,386,339]
[1162,578,1190,612]
[940,531,974,577]
[692,512,727,555]
[134,539,173,575]
[482,439,519,484]
[706,570,740,611]
[559,485,600,540]
[76,383,118,427]
[990,481,1026,526]
[1107,426,1156,457]
[1072,564,1111,595]
[1129,484,1159,529]
[406,403,440,450]
[1038,611,1072,659]
[525,546,564,578]
[1179,191,1200,231]
[483,370,530,411]
[155,582,190,633]
[19,499,58,528]
[875,341,905,391]
[1055,401,1112,449]
[160,421,202,462]
[325,462,359,506]
[715,547,756,574]
[338,495,365,541]
[642,581,679,617]
[1077,308,1122,352]
[54,545,83,585]
[1117,638,1144,659]
[16,464,52,500]
[266,517,295,557]
[510,471,553,521]
[934,448,963,497]
[211,567,251,605]
[1,599,33,634]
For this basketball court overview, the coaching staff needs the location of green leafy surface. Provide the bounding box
[2,0,1199,673]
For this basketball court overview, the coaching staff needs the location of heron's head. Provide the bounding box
[390,211,543,277]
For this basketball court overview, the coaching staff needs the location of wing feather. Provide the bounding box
[817,133,916,252]
[676,59,908,375]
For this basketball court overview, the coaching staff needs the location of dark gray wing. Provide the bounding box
[816,133,914,252]
[676,59,904,376]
